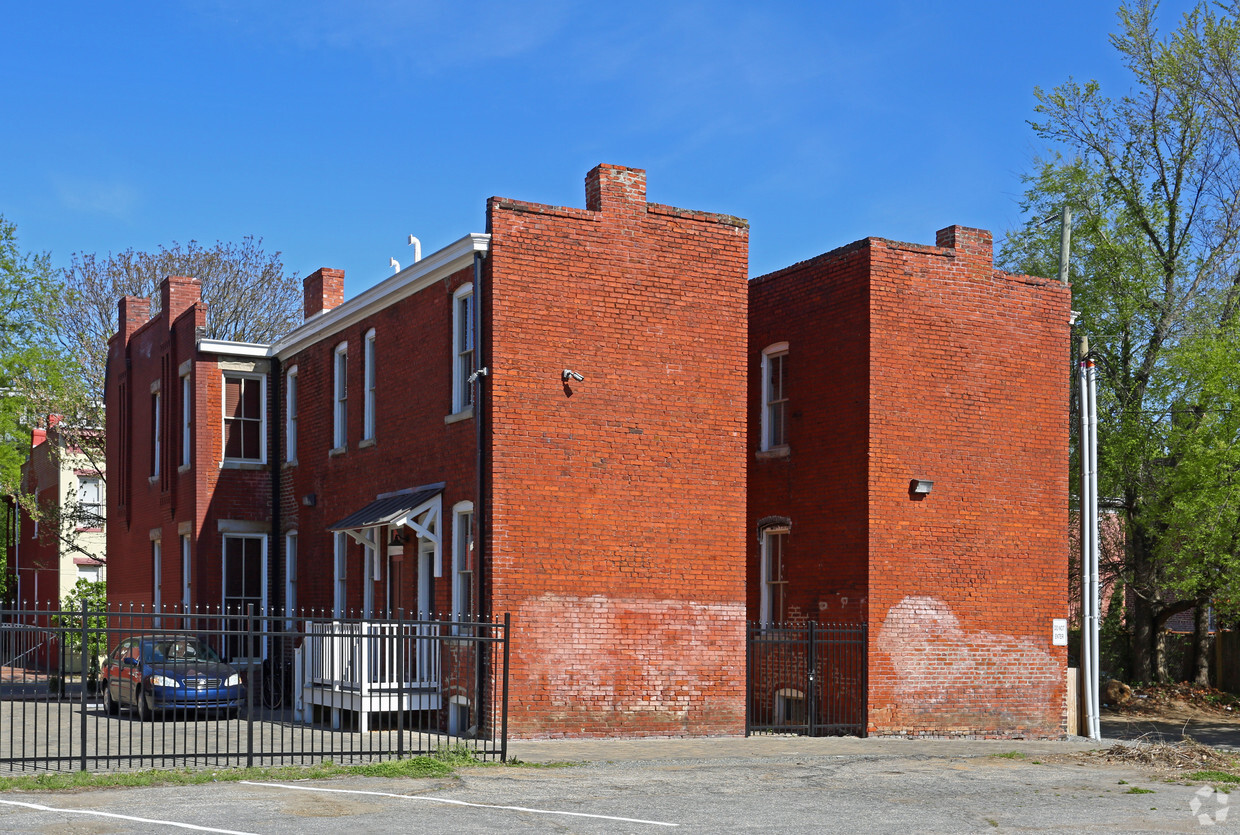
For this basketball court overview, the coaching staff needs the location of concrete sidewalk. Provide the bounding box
[505,733,1106,764]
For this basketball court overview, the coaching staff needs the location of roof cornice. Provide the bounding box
[272,233,490,360]
[197,339,271,358]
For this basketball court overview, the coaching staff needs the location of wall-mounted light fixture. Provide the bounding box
[387,528,407,557]
[909,479,934,496]
[562,369,584,383]
[302,493,317,507]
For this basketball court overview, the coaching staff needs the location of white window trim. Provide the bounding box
[221,371,268,464]
[333,342,348,451]
[363,329,376,442]
[221,532,269,662]
[152,538,162,626]
[760,342,789,452]
[334,531,348,618]
[451,501,474,625]
[451,282,474,416]
[151,391,162,478]
[760,526,789,627]
[285,365,298,463]
[285,531,298,629]
[181,534,192,612]
[180,373,191,469]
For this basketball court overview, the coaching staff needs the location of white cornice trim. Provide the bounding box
[198,340,271,358]
[273,233,490,361]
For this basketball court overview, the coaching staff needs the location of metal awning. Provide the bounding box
[327,486,442,533]
[327,485,444,576]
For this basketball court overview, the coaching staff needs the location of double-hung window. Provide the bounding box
[152,538,163,624]
[333,531,348,618]
[181,534,192,612]
[760,526,789,627]
[180,373,191,468]
[333,343,348,450]
[223,534,266,660]
[285,532,298,628]
[151,391,162,477]
[223,375,265,462]
[452,284,475,414]
[363,329,376,442]
[761,343,789,451]
[452,502,474,625]
[285,366,298,462]
[77,476,103,527]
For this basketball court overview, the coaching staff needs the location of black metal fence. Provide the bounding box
[746,621,867,737]
[0,603,509,772]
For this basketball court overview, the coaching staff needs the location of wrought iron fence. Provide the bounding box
[746,621,866,737]
[0,602,509,773]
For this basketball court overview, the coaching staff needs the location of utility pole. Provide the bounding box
[1058,206,1072,285]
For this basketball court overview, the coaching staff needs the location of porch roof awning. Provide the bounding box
[327,486,442,533]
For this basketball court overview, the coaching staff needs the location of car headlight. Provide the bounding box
[224,673,241,687]
[148,675,178,687]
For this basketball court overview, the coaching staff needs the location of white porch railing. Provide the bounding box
[296,621,441,731]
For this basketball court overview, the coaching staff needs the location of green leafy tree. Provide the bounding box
[1002,0,1240,682]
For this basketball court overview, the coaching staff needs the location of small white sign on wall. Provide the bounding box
[1052,618,1068,647]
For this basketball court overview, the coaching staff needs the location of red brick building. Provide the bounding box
[104,166,1070,739]
[749,227,1071,737]
[105,164,751,737]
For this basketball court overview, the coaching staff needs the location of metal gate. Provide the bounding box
[746,621,866,737]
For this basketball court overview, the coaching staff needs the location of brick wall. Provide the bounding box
[748,227,1071,738]
[486,164,750,737]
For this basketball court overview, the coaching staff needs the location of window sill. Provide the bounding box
[444,406,474,425]
[221,459,267,470]
[75,527,104,533]
[755,446,790,460]
[177,464,191,474]
[148,475,160,485]
[329,446,347,457]
[359,438,376,449]
[283,459,298,469]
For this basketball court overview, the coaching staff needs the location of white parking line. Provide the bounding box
[0,797,261,834]
[240,780,681,827]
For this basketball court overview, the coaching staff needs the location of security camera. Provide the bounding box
[562,369,584,382]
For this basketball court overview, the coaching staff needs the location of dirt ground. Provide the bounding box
[1100,682,1240,752]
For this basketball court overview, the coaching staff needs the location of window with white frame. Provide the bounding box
[151,392,161,477]
[223,534,266,660]
[451,283,475,414]
[452,502,474,625]
[285,365,298,462]
[333,342,348,449]
[223,374,264,461]
[285,532,298,628]
[180,373,191,468]
[333,531,348,618]
[181,534,192,612]
[363,329,376,442]
[760,526,789,626]
[761,343,789,450]
[152,539,162,623]
[77,476,103,527]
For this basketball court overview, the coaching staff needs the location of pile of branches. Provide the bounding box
[1088,737,1239,779]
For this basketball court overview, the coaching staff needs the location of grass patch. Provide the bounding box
[993,751,1027,760]
[1125,786,1155,794]
[1188,770,1240,786]
[0,756,461,793]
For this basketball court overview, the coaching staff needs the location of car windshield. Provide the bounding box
[141,638,222,664]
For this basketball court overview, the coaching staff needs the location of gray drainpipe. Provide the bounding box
[271,356,282,620]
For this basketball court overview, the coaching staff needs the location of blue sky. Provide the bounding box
[0,1,1198,298]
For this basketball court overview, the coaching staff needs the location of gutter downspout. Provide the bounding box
[271,356,282,623]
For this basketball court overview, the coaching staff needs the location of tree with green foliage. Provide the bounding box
[0,216,62,599]
[1002,0,1240,683]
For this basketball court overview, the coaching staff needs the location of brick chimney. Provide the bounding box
[303,268,345,320]
[585,164,647,214]
[160,275,202,325]
[936,226,993,269]
[117,296,151,344]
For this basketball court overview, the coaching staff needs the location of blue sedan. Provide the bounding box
[101,635,245,719]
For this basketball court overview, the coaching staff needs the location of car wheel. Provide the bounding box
[136,688,153,721]
[102,683,118,716]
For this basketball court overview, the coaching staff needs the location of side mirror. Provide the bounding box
[122,657,139,667]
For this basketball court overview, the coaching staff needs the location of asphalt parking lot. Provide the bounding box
[0,735,1233,833]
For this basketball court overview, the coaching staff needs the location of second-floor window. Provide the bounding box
[223,375,264,461]
[180,373,191,468]
[151,392,161,477]
[333,342,348,449]
[762,343,789,450]
[285,366,298,462]
[363,329,376,442]
[77,476,103,527]
[452,283,474,414]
